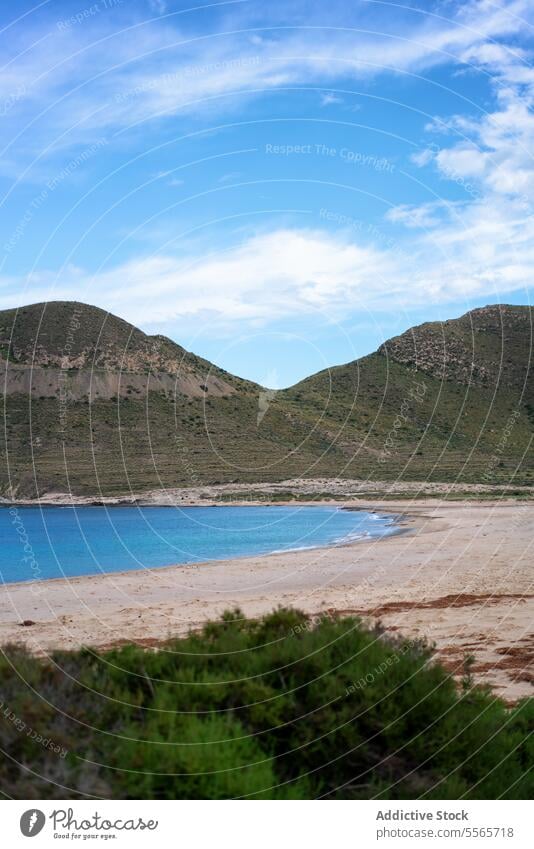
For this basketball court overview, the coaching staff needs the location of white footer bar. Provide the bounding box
[4,799,531,848]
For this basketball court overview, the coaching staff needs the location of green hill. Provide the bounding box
[0,301,532,498]
[282,304,533,485]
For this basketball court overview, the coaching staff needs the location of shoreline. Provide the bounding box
[0,498,532,702]
[0,503,409,590]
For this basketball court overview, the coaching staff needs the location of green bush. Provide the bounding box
[0,609,531,799]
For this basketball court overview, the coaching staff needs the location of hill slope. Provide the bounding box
[0,301,532,498]
[282,303,533,485]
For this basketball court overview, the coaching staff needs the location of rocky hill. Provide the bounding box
[0,301,532,498]
[377,305,532,389]
[0,301,252,401]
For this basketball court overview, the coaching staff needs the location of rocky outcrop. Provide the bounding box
[0,301,241,399]
[378,304,532,388]
[0,359,234,400]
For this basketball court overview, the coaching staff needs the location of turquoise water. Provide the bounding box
[0,505,398,584]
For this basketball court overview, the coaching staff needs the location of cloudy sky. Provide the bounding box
[1,0,533,384]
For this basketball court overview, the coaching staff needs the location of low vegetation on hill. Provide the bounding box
[1,609,532,799]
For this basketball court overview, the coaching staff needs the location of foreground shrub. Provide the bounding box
[0,609,531,799]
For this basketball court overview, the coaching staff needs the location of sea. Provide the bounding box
[0,504,399,584]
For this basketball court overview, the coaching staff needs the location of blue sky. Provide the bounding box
[1,0,533,385]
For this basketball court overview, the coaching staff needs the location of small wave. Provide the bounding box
[333,531,369,544]
[269,544,319,554]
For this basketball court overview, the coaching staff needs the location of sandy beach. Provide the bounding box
[0,498,532,702]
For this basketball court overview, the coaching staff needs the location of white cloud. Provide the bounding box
[3,207,532,332]
[148,0,167,13]
[386,201,456,229]
[320,93,344,106]
[108,228,394,321]
[0,229,395,327]
[414,15,534,200]
[217,172,242,184]
[2,0,533,170]
[435,145,488,180]
[403,9,534,307]
[422,93,534,197]
[151,170,184,186]
[410,147,434,167]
